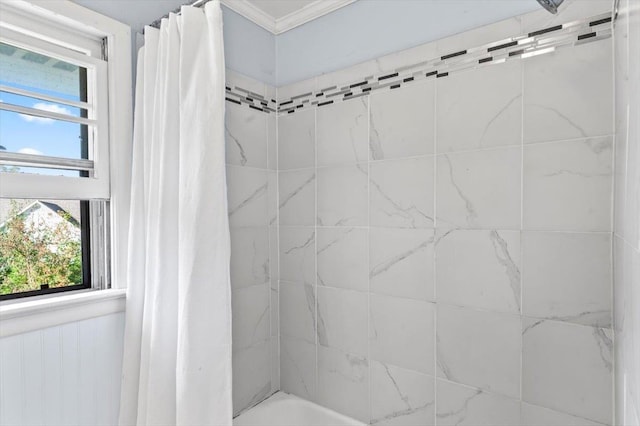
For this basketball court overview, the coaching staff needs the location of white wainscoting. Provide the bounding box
[0,312,125,426]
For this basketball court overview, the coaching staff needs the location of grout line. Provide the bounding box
[433,73,439,424]
[366,92,372,425]
[519,45,525,407]
[313,99,318,402]
[278,224,614,234]
[274,81,281,393]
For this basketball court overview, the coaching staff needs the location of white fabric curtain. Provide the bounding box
[119,2,232,425]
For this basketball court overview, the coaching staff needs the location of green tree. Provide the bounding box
[0,202,82,295]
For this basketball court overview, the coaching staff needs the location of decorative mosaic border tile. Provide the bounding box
[223,12,612,115]
[224,85,278,113]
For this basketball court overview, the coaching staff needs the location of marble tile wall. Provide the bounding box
[225,71,279,416]
[613,0,640,425]
[276,7,615,425]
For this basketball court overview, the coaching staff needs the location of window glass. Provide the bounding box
[0,41,84,101]
[0,198,89,298]
[0,109,88,161]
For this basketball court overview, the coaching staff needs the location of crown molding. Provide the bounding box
[220,0,357,35]
[220,0,277,33]
[276,0,357,33]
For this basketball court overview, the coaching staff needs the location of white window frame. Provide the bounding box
[0,0,132,336]
[0,26,111,199]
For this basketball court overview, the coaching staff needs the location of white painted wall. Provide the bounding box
[0,313,125,426]
[222,6,276,86]
[74,0,277,85]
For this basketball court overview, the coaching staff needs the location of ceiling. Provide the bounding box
[222,0,357,33]
[244,0,317,20]
[73,0,191,33]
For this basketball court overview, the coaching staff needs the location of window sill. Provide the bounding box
[0,288,126,338]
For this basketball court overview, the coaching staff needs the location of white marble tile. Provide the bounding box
[614,108,628,240]
[270,282,278,337]
[267,113,277,170]
[436,305,521,398]
[522,318,613,424]
[270,337,280,392]
[520,402,608,426]
[225,101,268,168]
[436,229,521,314]
[369,228,435,301]
[317,345,369,423]
[278,169,315,226]
[316,286,368,356]
[279,281,315,343]
[613,237,627,335]
[436,60,522,154]
[278,108,315,170]
[370,156,435,228]
[317,164,368,227]
[622,242,640,411]
[436,380,520,426]
[267,171,278,227]
[280,336,316,401]
[233,342,271,415]
[230,227,270,289]
[614,7,629,240]
[523,137,613,232]
[227,166,269,227]
[370,361,435,426]
[269,226,279,287]
[523,39,613,144]
[317,227,368,292]
[370,294,435,374]
[625,0,640,250]
[279,227,315,286]
[623,87,640,249]
[522,232,612,328]
[232,283,270,352]
[436,147,521,229]
[614,239,640,426]
[317,97,369,166]
[369,81,435,160]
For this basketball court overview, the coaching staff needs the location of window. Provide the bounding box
[0,6,112,300]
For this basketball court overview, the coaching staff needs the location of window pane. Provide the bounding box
[0,198,87,297]
[0,42,85,101]
[0,90,84,117]
[0,109,88,160]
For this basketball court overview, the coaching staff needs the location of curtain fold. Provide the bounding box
[119,2,231,425]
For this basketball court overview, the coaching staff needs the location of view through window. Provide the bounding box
[0,198,89,297]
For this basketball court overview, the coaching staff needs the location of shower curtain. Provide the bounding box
[118,2,232,425]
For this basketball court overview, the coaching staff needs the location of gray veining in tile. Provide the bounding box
[370,157,435,228]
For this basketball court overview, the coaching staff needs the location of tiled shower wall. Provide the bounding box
[276,13,615,426]
[225,71,279,415]
[613,0,640,425]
